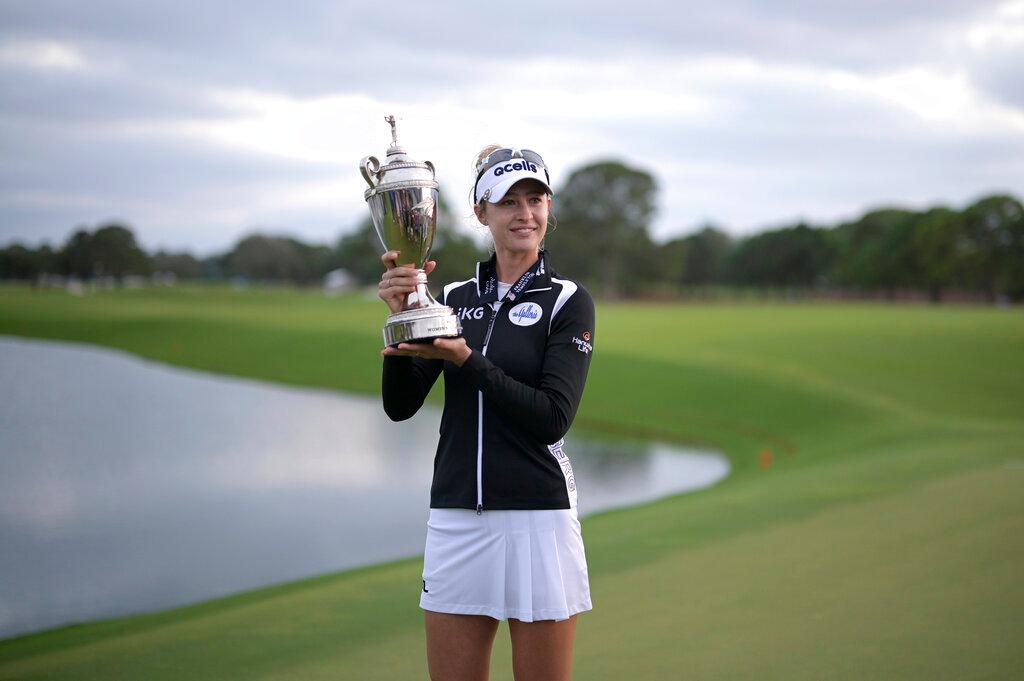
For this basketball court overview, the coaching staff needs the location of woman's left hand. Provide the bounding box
[381,337,473,366]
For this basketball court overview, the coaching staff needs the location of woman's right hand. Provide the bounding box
[378,251,436,315]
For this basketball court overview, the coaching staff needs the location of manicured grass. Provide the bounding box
[1,283,1022,680]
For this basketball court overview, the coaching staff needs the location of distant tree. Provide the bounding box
[959,194,1024,300]
[658,236,689,288]
[289,238,334,284]
[679,224,733,286]
[60,227,96,278]
[200,254,229,280]
[152,250,202,279]
[88,223,150,279]
[830,209,919,294]
[226,233,307,283]
[549,160,659,296]
[334,217,391,286]
[0,243,40,280]
[617,229,663,296]
[0,242,59,280]
[36,243,59,275]
[910,207,963,301]
[727,223,835,287]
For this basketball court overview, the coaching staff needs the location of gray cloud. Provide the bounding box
[0,114,341,252]
[967,46,1024,110]
[0,65,230,123]
[0,119,333,198]
[1,0,1021,254]
[1,1,1003,90]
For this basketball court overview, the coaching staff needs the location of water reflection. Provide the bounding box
[0,336,728,639]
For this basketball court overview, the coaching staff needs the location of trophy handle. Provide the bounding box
[360,156,381,189]
[424,160,436,178]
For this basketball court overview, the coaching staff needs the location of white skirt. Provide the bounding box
[420,507,592,622]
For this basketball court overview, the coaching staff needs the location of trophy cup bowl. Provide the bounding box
[361,116,461,347]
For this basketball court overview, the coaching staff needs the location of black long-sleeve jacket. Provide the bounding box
[382,252,595,511]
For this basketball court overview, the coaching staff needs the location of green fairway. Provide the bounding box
[1,283,1022,680]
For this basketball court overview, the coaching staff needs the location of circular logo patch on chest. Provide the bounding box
[508,302,543,327]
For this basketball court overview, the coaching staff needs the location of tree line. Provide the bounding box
[2,160,1021,302]
[549,162,1023,302]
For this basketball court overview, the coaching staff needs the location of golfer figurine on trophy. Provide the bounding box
[360,116,461,347]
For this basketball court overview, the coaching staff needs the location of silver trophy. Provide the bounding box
[360,116,461,347]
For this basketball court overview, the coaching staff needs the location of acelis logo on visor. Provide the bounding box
[474,148,552,204]
[492,161,539,177]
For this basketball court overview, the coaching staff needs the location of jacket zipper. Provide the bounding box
[476,301,503,514]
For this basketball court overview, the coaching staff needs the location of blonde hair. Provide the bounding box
[469,144,503,208]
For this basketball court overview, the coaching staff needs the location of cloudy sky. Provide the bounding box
[2,0,1023,255]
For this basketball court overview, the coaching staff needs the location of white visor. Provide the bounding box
[474,158,552,204]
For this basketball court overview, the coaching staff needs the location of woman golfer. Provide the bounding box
[379,145,595,681]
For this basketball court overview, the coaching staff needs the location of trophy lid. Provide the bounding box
[360,115,437,198]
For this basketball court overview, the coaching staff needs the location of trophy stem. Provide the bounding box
[402,269,438,309]
[407,282,429,308]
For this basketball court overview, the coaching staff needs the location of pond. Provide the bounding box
[0,336,729,639]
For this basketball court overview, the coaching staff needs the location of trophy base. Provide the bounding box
[384,305,462,347]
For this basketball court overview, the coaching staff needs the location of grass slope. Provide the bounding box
[1,283,1022,680]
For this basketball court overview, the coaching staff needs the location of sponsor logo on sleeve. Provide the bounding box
[572,331,593,354]
[508,302,542,327]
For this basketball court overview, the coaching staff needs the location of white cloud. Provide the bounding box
[966,0,1024,49]
[179,89,384,165]
[825,66,1024,129]
[0,39,87,71]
